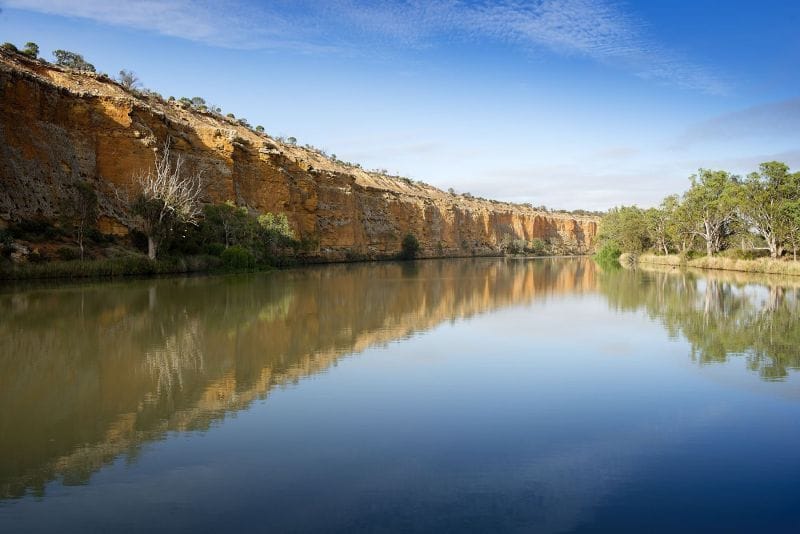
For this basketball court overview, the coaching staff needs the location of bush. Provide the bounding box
[528,238,548,255]
[56,246,80,261]
[399,233,420,260]
[594,242,621,265]
[221,245,255,269]
[204,243,225,257]
[10,219,61,241]
[717,248,768,260]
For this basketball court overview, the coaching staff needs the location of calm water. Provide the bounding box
[1,258,799,533]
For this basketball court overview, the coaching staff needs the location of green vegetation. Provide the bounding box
[594,242,621,265]
[399,233,420,260]
[21,42,39,58]
[501,236,551,256]
[0,255,222,281]
[598,162,800,269]
[52,49,96,72]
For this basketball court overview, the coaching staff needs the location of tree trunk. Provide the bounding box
[706,238,713,257]
[147,235,157,260]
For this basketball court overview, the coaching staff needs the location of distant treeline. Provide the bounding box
[597,161,800,261]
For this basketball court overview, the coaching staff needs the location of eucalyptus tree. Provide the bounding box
[682,169,739,257]
[736,162,800,258]
[664,195,696,253]
[597,205,650,253]
[130,141,205,259]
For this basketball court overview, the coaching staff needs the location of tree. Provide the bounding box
[190,96,206,108]
[597,206,650,253]
[663,195,695,253]
[203,201,251,249]
[22,42,39,58]
[255,125,265,133]
[782,194,800,261]
[60,181,97,260]
[645,202,672,255]
[736,161,799,258]
[400,233,420,259]
[1,42,18,53]
[682,169,739,257]
[117,69,141,90]
[130,140,205,259]
[258,212,295,255]
[52,49,95,72]
[287,137,297,145]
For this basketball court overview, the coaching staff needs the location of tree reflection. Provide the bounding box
[599,265,800,380]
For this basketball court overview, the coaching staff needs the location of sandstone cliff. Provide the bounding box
[0,51,598,259]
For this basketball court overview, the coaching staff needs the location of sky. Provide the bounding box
[1,0,799,211]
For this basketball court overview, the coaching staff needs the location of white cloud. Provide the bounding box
[6,0,726,93]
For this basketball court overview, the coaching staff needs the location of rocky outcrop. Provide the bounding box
[0,51,598,259]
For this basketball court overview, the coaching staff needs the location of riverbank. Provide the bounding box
[622,252,800,277]
[0,251,591,282]
[0,255,230,281]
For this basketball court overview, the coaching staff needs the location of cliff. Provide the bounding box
[0,51,598,260]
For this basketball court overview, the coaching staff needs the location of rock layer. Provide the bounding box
[0,52,598,259]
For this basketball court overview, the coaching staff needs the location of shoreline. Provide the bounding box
[0,252,589,284]
[623,253,800,277]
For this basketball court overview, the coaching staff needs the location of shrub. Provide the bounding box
[1,42,18,53]
[528,238,548,255]
[204,242,225,257]
[56,246,80,261]
[221,245,255,269]
[10,218,61,241]
[594,242,622,265]
[399,233,420,260]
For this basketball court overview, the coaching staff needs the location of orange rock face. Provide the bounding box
[0,52,598,259]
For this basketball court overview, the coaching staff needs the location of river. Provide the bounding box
[1,258,798,532]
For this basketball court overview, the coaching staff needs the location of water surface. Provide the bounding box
[1,258,799,532]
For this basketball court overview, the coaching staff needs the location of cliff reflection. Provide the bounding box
[599,265,800,380]
[0,258,594,499]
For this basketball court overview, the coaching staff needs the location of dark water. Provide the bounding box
[1,258,799,533]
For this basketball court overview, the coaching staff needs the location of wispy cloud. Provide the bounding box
[7,0,725,93]
[675,97,800,148]
[2,0,340,53]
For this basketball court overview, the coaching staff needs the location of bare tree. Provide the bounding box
[60,181,98,260]
[131,140,205,259]
[118,69,141,90]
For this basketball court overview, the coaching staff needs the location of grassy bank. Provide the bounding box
[628,253,800,277]
[0,255,231,281]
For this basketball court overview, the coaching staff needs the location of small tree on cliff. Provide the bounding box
[117,69,141,90]
[52,49,95,72]
[60,181,98,261]
[130,140,205,259]
[22,42,39,58]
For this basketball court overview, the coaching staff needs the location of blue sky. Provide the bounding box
[2,0,798,210]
